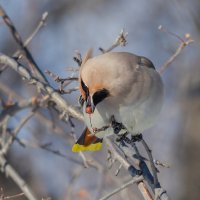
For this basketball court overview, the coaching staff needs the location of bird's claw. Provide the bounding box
[110,115,126,134]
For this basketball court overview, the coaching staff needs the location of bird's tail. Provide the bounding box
[72,128,103,152]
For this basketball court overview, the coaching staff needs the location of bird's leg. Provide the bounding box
[131,133,143,143]
[110,116,133,146]
[116,132,131,144]
[110,116,143,143]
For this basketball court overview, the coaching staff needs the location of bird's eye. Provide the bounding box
[93,89,109,106]
[81,79,89,95]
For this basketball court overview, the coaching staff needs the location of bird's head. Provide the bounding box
[79,51,141,114]
[80,77,110,114]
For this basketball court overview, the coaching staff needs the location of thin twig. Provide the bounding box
[0,54,83,121]
[104,138,154,200]
[158,26,194,74]
[0,156,37,200]
[56,87,79,94]
[0,111,35,155]
[65,67,79,72]
[69,117,89,168]
[24,12,48,47]
[99,29,128,53]
[0,11,48,74]
[99,177,143,200]
[3,192,24,200]
[45,69,78,94]
[45,70,78,83]
[65,166,83,200]
[0,99,34,122]
[12,138,85,166]
[0,81,69,137]
[0,5,48,83]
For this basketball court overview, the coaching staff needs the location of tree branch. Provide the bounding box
[99,177,143,200]
[0,155,37,200]
[0,5,48,83]
[0,54,83,121]
[104,138,154,200]
[158,26,194,74]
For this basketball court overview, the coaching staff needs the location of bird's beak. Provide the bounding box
[85,95,95,114]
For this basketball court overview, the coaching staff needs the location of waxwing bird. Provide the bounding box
[72,51,163,152]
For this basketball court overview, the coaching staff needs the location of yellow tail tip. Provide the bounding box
[72,143,102,152]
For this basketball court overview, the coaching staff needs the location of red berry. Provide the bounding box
[86,106,93,114]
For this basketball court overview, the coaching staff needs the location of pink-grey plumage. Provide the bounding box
[79,51,163,138]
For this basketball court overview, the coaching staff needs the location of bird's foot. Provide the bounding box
[110,115,126,134]
[92,125,111,133]
[116,133,143,147]
[131,133,143,143]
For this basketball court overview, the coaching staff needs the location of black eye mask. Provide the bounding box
[93,89,110,106]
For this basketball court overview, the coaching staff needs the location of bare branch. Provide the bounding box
[0,54,83,121]
[158,26,194,74]
[13,139,85,166]
[104,138,154,200]
[0,99,34,122]
[45,69,78,94]
[99,177,143,200]
[141,138,159,188]
[0,156,37,200]
[0,11,48,74]
[0,111,35,155]
[45,70,78,83]
[0,81,68,137]
[24,12,48,47]
[0,5,48,83]
[0,188,24,200]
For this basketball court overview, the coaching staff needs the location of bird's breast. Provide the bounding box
[83,102,114,138]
